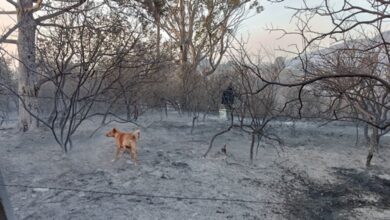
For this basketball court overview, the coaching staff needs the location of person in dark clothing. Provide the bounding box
[0,170,15,220]
[221,85,235,120]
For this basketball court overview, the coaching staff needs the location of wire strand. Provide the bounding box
[2,183,284,205]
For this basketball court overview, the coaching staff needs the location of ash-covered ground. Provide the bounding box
[1,111,390,219]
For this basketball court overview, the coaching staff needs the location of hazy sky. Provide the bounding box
[0,0,325,60]
[242,0,390,56]
[239,0,332,56]
[239,0,300,54]
[0,1,17,64]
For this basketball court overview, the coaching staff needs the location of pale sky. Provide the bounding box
[238,0,330,57]
[0,0,329,61]
[0,0,17,65]
[241,0,390,57]
[239,0,300,54]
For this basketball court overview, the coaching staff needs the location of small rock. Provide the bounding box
[171,161,190,169]
[150,170,163,177]
[161,173,172,179]
[33,188,49,193]
[379,174,390,181]
[78,192,86,197]
[216,209,224,214]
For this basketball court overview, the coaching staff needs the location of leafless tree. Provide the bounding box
[261,0,390,166]
[304,43,390,166]
[204,42,284,161]
[0,55,17,125]
[0,2,162,151]
[0,0,89,131]
[131,0,262,110]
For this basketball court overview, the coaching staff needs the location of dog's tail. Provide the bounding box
[134,129,141,140]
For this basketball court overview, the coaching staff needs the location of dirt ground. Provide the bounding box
[0,111,389,219]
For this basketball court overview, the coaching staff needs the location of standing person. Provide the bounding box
[221,84,235,121]
[0,170,15,220]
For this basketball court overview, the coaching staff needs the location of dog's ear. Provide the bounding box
[112,128,117,133]
[134,129,140,139]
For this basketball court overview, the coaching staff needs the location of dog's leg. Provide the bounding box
[119,147,125,159]
[130,145,138,165]
[112,146,121,162]
[126,147,132,157]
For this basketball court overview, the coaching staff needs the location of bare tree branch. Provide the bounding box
[5,0,18,8]
[35,0,86,22]
[0,11,17,15]
[0,22,20,44]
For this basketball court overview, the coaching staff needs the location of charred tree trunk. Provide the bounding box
[363,123,370,144]
[17,0,39,132]
[250,133,256,161]
[178,0,190,111]
[156,11,161,57]
[366,126,379,167]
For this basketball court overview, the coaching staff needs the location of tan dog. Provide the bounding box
[106,128,140,165]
